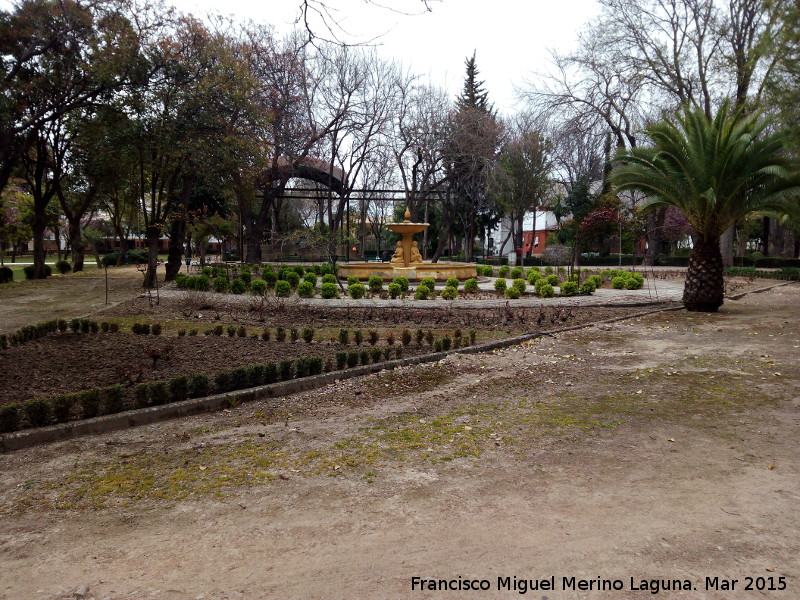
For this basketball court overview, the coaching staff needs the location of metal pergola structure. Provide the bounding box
[275,187,448,261]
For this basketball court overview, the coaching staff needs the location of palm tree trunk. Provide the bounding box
[684,238,724,312]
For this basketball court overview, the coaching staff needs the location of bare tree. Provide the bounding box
[392,81,450,223]
[294,0,438,46]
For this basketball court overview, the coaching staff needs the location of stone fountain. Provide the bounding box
[338,209,477,281]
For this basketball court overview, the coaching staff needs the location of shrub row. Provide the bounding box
[724,266,800,281]
[0,319,121,350]
[0,384,128,432]
[609,270,645,290]
[0,324,481,433]
[100,249,149,266]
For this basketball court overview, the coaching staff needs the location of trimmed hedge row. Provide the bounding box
[724,266,799,281]
[0,318,119,350]
[1,325,479,433]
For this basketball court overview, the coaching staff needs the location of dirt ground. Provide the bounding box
[0,281,797,599]
[0,266,145,333]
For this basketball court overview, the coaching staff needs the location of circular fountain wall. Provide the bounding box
[338,208,477,281]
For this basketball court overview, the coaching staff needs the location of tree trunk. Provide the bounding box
[165,217,186,282]
[720,225,735,266]
[31,216,48,279]
[431,221,451,263]
[643,208,666,266]
[684,237,724,312]
[143,225,161,288]
[68,220,86,273]
[761,216,770,256]
[114,224,128,266]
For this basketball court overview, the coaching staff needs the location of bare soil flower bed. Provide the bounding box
[0,297,679,407]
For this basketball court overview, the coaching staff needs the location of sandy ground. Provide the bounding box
[0,284,798,600]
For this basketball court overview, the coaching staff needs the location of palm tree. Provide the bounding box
[612,103,800,312]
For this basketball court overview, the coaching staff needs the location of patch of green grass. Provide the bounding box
[33,390,617,510]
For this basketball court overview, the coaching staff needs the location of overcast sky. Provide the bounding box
[174,0,601,116]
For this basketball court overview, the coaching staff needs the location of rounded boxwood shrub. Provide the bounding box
[463,278,479,292]
[52,394,74,423]
[24,265,52,279]
[512,278,527,293]
[580,279,597,294]
[187,373,211,398]
[103,385,125,414]
[414,285,430,300]
[348,282,366,299]
[494,278,507,292]
[285,272,300,288]
[504,287,521,299]
[392,275,410,291]
[148,381,169,406]
[194,275,212,291]
[275,280,291,297]
[527,269,542,284]
[79,390,102,419]
[611,276,627,289]
[419,277,436,292]
[295,357,310,378]
[133,383,150,408]
[263,270,278,287]
[297,281,315,298]
[560,280,579,296]
[304,273,317,286]
[538,283,555,298]
[510,266,523,279]
[589,274,602,288]
[388,282,401,299]
[320,282,338,299]
[498,265,510,278]
[445,277,459,289]
[229,278,247,294]
[291,265,305,277]
[367,275,383,293]
[213,276,228,293]
[24,397,51,427]
[55,259,71,274]
[322,273,337,285]
[440,286,458,300]
[624,277,640,289]
[0,403,21,432]
[250,279,267,295]
[346,275,360,286]
[626,272,645,289]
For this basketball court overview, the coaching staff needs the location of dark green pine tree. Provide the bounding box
[457,51,492,113]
